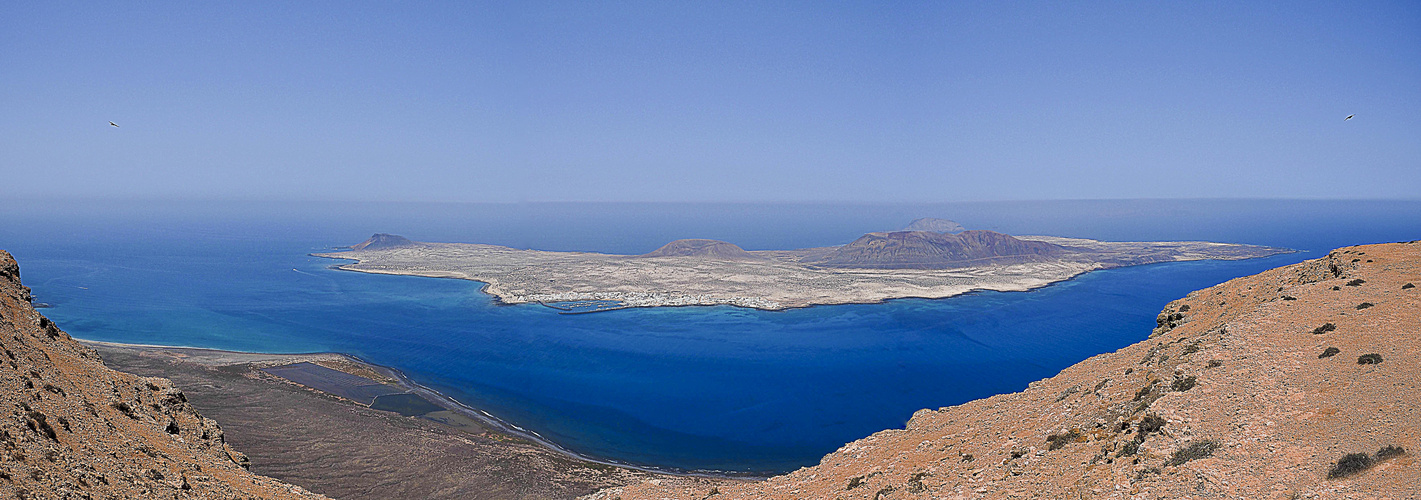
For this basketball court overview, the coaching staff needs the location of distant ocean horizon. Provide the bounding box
[2,199,1418,473]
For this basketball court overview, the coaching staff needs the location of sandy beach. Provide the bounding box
[84,340,728,499]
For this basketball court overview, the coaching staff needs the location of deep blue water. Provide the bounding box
[1,200,1417,473]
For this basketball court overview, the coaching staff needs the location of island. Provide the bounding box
[313,226,1291,311]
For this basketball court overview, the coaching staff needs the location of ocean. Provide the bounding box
[2,199,1417,473]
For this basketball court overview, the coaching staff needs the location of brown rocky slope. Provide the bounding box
[0,250,322,499]
[597,241,1420,499]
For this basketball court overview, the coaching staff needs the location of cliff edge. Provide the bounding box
[0,250,322,499]
[596,241,1420,499]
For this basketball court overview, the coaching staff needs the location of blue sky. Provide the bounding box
[2,1,1417,202]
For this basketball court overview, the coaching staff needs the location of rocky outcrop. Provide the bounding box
[903,218,965,233]
[598,241,1420,499]
[0,250,322,499]
[808,230,1066,269]
[639,239,761,260]
[352,233,417,251]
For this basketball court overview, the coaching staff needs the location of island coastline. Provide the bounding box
[313,233,1295,313]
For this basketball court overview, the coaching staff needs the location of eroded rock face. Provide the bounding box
[599,241,1421,499]
[0,250,323,499]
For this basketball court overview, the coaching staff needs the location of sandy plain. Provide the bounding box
[87,342,709,500]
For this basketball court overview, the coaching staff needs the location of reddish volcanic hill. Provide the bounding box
[640,239,761,260]
[595,241,1421,500]
[0,250,323,499]
[808,230,1066,269]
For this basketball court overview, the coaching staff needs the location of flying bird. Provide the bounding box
[109,121,120,127]
[1344,115,1354,121]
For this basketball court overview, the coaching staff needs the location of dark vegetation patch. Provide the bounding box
[1357,353,1383,365]
[1319,347,1340,359]
[1327,453,1374,479]
[1178,305,1190,312]
[1281,295,1297,301]
[1165,440,1218,466]
[1312,323,1336,335]
[1171,376,1197,392]
[845,476,864,490]
[1132,467,1161,482]
[1046,429,1083,451]
[1138,414,1166,434]
[1206,360,1223,368]
[1355,302,1374,310]
[1377,445,1406,459]
[1118,439,1140,457]
[1403,283,1415,290]
[1345,279,1366,287]
[1332,286,1341,291]
[1133,384,1154,401]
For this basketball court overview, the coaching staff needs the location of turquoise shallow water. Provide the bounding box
[3,200,1417,473]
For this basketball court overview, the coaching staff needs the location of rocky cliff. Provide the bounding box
[0,250,322,499]
[809,230,1066,269]
[597,241,1420,499]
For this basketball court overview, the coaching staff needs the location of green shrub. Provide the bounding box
[1318,347,1340,358]
[1117,439,1140,457]
[1376,445,1405,459]
[1138,414,1166,434]
[1345,279,1366,286]
[1165,440,1218,466]
[1355,302,1374,310]
[1357,353,1383,365]
[1047,429,1082,451]
[1312,323,1336,335]
[1171,376,1197,392]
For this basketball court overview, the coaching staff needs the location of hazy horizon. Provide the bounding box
[3,2,1418,203]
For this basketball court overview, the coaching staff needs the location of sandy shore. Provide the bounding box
[85,340,733,499]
